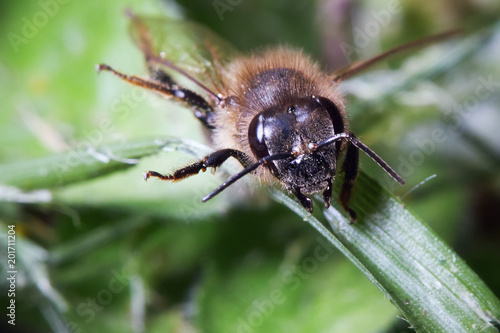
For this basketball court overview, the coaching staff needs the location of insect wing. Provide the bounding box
[128,14,238,91]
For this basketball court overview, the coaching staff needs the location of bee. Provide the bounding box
[97,11,457,219]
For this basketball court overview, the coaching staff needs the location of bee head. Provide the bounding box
[248,96,345,194]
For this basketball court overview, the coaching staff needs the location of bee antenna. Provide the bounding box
[333,30,461,82]
[202,152,293,202]
[316,133,405,185]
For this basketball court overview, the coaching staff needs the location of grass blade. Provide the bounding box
[1,138,498,332]
[270,173,500,332]
[0,138,210,191]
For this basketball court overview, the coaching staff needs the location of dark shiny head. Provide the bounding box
[248,96,344,194]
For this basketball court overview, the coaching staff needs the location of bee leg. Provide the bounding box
[144,148,248,182]
[292,187,313,213]
[148,67,176,86]
[96,64,216,129]
[339,139,359,221]
[149,68,216,128]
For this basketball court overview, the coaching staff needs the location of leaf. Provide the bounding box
[2,137,499,332]
[0,138,210,191]
[269,174,500,332]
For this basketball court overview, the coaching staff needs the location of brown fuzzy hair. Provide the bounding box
[212,47,346,184]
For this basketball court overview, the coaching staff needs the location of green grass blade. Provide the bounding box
[2,138,499,332]
[0,138,209,191]
[270,173,500,332]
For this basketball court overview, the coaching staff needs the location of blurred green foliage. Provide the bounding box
[0,0,499,332]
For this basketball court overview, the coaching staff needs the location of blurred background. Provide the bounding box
[0,0,499,332]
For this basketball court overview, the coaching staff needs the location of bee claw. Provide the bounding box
[95,64,106,73]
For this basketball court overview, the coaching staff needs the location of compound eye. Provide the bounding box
[248,113,270,160]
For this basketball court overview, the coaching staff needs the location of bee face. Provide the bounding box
[248,96,342,195]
